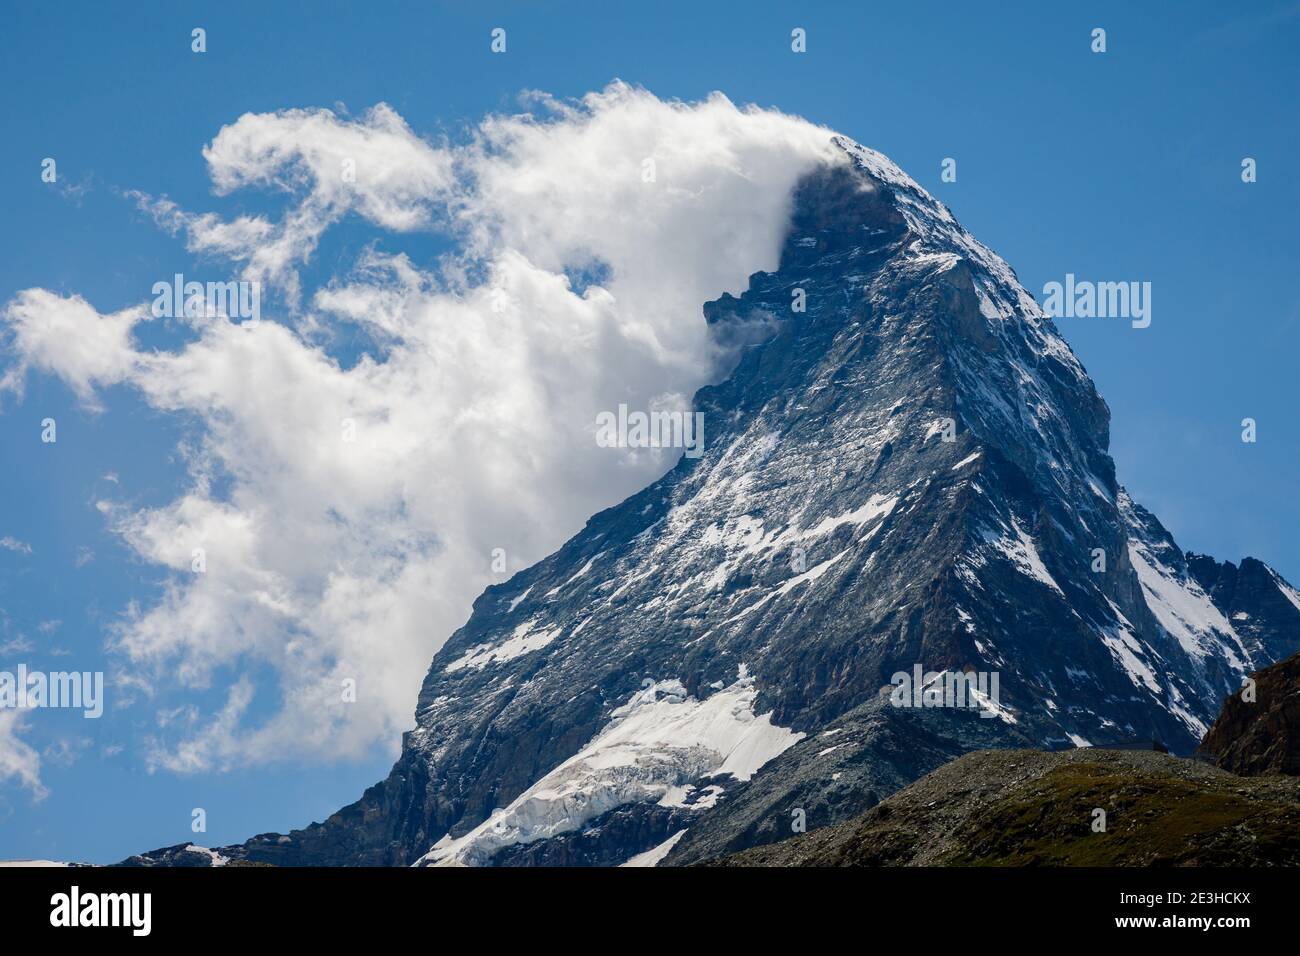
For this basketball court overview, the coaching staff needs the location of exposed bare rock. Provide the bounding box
[1199,652,1300,776]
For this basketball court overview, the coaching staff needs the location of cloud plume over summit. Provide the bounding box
[2,83,841,773]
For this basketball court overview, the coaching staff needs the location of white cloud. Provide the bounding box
[0,536,33,555]
[0,290,146,410]
[0,637,34,655]
[0,83,840,773]
[132,102,455,305]
[0,711,46,800]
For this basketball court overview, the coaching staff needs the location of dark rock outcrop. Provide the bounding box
[1199,651,1300,776]
[663,690,1034,866]
[713,748,1300,867]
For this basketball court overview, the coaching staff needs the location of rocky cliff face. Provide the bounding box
[122,136,1300,868]
[1199,651,1300,776]
[1186,555,1300,666]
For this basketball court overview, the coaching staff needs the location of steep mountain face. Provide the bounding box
[1186,554,1300,665]
[124,136,1300,868]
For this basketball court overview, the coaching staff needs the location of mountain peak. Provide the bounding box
[120,141,1300,868]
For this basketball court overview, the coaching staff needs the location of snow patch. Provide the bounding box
[0,859,70,867]
[777,550,847,595]
[546,556,598,597]
[923,418,949,441]
[980,520,1064,597]
[1166,683,1209,738]
[419,667,804,866]
[445,619,562,672]
[507,586,532,613]
[620,830,686,868]
[184,844,229,867]
[1127,542,1248,668]
[729,549,849,622]
[803,494,898,539]
[1271,569,1300,616]
[1099,624,1161,694]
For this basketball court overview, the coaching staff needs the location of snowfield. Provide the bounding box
[418,666,803,866]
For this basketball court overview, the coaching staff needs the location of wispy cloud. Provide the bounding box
[0,711,47,801]
[0,636,34,655]
[0,536,32,555]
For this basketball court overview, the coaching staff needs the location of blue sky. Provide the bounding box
[1,1,1296,863]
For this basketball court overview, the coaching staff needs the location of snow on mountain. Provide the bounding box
[418,666,802,865]
[1276,572,1300,615]
[1126,525,1249,668]
[444,619,563,672]
[122,133,1300,868]
[0,860,71,867]
[620,830,687,867]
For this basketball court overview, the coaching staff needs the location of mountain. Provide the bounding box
[1186,555,1300,666]
[708,747,1300,867]
[120,136,1300,868]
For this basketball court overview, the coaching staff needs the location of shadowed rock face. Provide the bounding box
[1199,651,1300,776]
[121,138,1300,868]
[661,692,1036,867]
[1187,555,1300,666]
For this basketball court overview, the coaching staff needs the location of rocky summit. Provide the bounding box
[122,136,1300,868]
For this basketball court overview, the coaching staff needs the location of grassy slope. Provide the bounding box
[713,749,1300,867]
